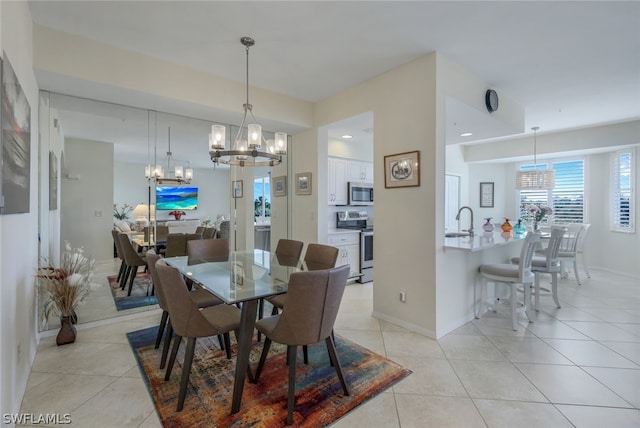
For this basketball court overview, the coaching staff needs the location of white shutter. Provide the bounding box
[610,149,635,233]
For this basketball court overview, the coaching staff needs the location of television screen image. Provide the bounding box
[156,186,198,210]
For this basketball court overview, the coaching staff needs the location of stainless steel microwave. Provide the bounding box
[348,182,374,205]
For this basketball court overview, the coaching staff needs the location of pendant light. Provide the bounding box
[516,127,555,190]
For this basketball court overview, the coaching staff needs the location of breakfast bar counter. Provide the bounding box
[444,230,526,252]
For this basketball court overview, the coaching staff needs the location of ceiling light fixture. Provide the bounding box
[145,127,193,184]
[515,126,555,190]
[208,37,287,167]
[342,134,353,139]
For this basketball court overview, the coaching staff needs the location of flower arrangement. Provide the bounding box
[522,204,553,230]
[169,210,186,220]
[37,242,95,321]
[201,216,211,227]
[113,203,133,220]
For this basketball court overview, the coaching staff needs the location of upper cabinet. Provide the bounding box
[348,160,374,183]
[328,157,348,205]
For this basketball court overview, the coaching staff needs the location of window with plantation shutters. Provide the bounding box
[518,158,585,224]
[610,148,635,233]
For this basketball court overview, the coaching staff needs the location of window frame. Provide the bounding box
[610,148,635,233]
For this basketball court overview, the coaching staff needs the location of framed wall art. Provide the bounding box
[384,150,420,188]
[479,182,494,208]
[232,180,243,198]
[273,175,286,197]
[295,172,312,195]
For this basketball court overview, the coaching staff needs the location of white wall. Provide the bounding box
[0,1,41,420]
[61,138,115,261]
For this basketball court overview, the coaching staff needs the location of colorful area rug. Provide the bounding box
[107,273,157,311]
[127,326,411,427]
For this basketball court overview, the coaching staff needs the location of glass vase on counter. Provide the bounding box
[501,218,513,232]
[482,217,495,232]
[513,218,527,235]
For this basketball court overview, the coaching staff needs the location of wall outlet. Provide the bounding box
[399,291,406,302]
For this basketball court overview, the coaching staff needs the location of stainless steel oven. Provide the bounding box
[359,229,373,283]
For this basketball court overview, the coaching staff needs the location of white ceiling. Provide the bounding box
[29,1,640,166]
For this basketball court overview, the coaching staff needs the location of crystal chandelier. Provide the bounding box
[208,37,287,167]
[145,127,193,184]
[515,127,555,190]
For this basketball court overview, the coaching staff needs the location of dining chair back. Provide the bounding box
[303,243,339,271]
[218,220,231,240]
[164,233,188,258]
[146,250,169,350]
[576,223,592,279]
[275,239,304,267]
[203,227,217,239]
[253,265,351,425]
[117,233,148,296]
[111,229,126,282]
[187,238,229,265]
[478,232,540,330]
[155,260,241,412]
[195,226,206,235]
[556,223,585,285]
[155,225,170,242]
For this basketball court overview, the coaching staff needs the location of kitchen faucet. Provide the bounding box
[455,206,474,236]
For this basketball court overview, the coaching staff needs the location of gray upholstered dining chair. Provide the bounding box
[252,265,350,425]
[163,233,188,258]
[266,239,305,314]
[111,229,127,283]
[477,232,540,330]
[303,243,340,271]
[156,259,242,412]
[146,250,223,370]
[555,223,586,285]
[202,226,217,239]
[186,238,229,265]
[511,227,566,310]
[117,233,148,296]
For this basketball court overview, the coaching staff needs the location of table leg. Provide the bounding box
[231,299,258,414]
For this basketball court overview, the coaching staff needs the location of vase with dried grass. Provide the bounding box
[37,242,95,345]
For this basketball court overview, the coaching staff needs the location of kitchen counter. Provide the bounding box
[444,230,527,252]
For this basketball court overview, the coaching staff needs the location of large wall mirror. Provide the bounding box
[38,91,290,332]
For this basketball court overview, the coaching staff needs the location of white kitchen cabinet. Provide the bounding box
[328,232,360,273]
[328,157,348,205]
[348,160,374,183]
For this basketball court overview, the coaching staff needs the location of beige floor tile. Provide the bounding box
[395,395,485,428]
[379,320,411,333]
[390,356,468,397]
[523,320,591,340]
[449,360,547,402]
[581,308,640,324]
[563,321,640,342]
[331,391,399,428]
[474,399,574,428]
[543,338,639,368]
[335,313,381,331]
[446,321,483,336]
[137,411,162,428]
[64,377,154,427]
[335,329,386,355]
[543,306,604,322]
[600,340,640,365]
[438,335,508,362]
[19,374,116,415]
[582,366,640,408]
[486,336,574,365]
[555,404,640,428]
[472,316,537,338]
[382,331,445,359]
[122,365,143,378]
[31,342,138,376]
[613,323,640,337]
[516,363,633,407]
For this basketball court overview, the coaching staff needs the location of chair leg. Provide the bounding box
[127,266,139,296]
[120,266,131,289]
[573,259,582,285]
[116,260,126,282]
[160,321,173,369]
[510,283,518,331]
[257,298,264,342]
[303,345,308,364]
[287,345,297,425]
[325,336,349,396]
[580,253,592,279]
[534,274,541,311]
[165,334,182,380]
[271,305,279,316]
[551,272,561,308]
[224,333,232,359]
[155,311,168,349]
[217,334,225,351]
[523,282,533,323]
[477,277,488,318]
[253,337,272,382]
[176,337,196,412]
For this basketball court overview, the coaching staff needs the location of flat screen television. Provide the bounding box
[156,186,198,210]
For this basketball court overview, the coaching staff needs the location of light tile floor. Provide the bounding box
[19,261,640,427]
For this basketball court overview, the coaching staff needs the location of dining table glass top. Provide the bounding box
[163,249,302,305]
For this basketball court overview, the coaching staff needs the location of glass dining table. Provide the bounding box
[163,249,302,414]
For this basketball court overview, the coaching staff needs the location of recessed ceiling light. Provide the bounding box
[460,132,473,137]
[342,134,353,139]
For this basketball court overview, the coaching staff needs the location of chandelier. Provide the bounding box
[145,127,193,184]
[515,127,555,190]
[208,37,287,167]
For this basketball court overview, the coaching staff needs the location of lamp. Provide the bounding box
[208,37,287,167]
[145,127,194,184]
[131,203,149,232]
[516,127,555,190]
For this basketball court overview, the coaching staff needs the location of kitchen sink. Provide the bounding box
[445,232,471,238]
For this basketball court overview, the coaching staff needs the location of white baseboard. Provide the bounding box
[372,310,437,340]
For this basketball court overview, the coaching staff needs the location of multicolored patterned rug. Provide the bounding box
[107,273,157,311]
[127,326,411,427]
